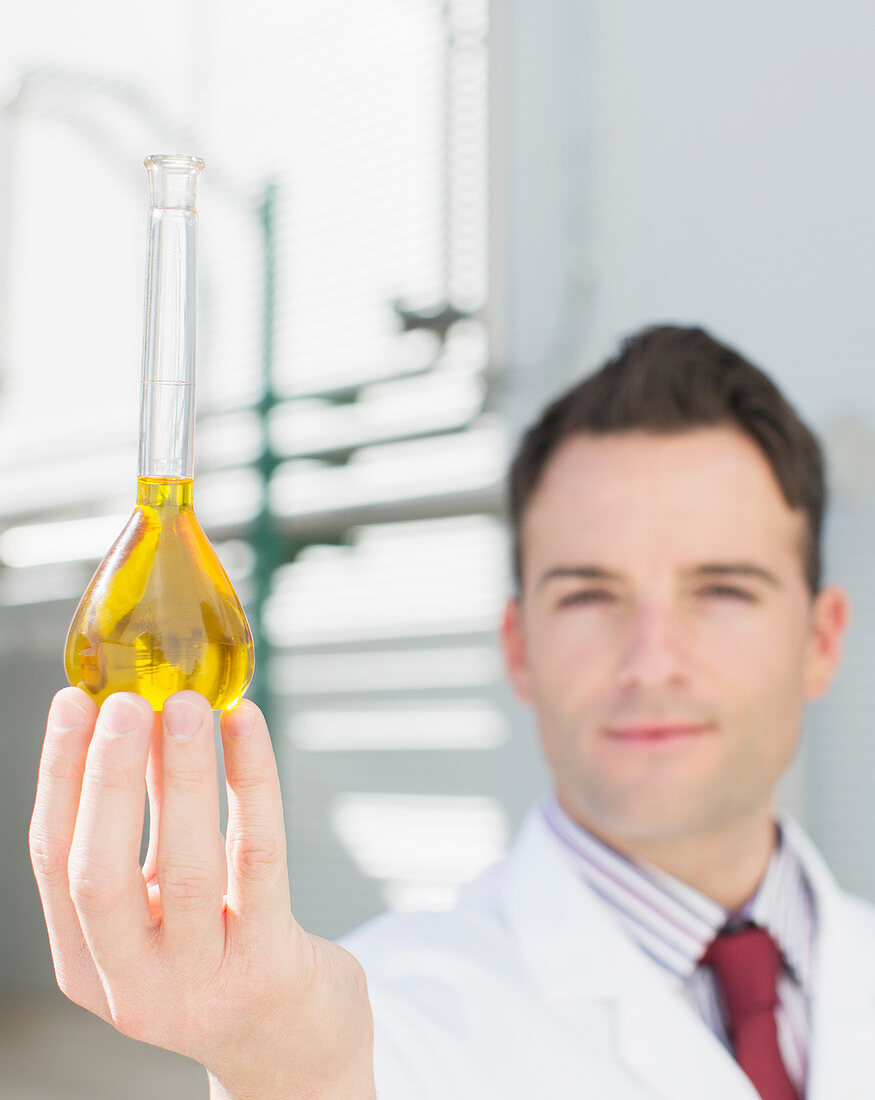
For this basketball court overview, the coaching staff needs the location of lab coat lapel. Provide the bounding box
[616,941,760,1100]
[779,816,875,1099]
[500,807,759,1099]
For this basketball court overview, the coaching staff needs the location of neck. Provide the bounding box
[556,793,778,911]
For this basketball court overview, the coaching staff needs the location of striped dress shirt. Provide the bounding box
[540,792,817,1094]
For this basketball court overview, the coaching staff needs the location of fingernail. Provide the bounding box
[165,698,206,741]
[101,695,147,737]
[225,702,255,738]
[51,694,86,732]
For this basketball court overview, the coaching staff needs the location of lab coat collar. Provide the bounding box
[497,802,875,1099]
[497,801,621,1001]
[777,813,875,1097]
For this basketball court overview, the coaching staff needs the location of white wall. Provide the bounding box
[572,0,875,427]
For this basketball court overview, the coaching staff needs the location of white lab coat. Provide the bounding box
[339,803,875,1099]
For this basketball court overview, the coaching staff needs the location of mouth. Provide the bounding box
[604,722,715,746]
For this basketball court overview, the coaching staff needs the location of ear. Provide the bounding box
[500,596,534,704]
[802,584,850,701]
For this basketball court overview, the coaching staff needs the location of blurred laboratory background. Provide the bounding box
[1,0,875,1095]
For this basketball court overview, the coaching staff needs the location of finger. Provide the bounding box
[221,700,291,941]
[29,687,111,1019]
[143,711,226,895]
[154,691,224,960]
[145,839,227,918]
[142,713,164,883]
[68,692,154,984]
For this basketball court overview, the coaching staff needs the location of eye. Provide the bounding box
[558,589,616,608]
[698,584,757,602]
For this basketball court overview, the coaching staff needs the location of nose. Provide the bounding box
[615,600,691,692]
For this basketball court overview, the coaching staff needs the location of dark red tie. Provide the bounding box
[700,925,801,1100]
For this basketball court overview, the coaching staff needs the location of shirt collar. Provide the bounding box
[540,792,815,989]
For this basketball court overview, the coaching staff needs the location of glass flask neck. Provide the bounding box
[137,476,194,510]
[138,154,205,480]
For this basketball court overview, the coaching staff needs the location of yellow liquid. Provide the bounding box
[64,477,255,710]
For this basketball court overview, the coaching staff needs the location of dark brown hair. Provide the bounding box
[508,324,825,596]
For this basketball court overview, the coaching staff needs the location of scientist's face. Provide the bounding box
[501,427,848,842]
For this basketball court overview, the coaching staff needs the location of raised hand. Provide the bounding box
[29,687,375,1100]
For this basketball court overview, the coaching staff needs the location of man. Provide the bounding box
[29,325,875,1099]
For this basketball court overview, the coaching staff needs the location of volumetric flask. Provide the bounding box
[64,154,255,711]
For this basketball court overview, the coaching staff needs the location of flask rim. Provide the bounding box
[144,153,205,174]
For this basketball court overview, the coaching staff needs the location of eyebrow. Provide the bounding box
[536,562,783,591]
